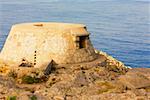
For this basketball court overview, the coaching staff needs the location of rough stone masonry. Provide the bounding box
[0,22,98,68]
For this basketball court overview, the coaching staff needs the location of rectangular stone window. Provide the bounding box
[75,36,89,49]
[79,36,87,48]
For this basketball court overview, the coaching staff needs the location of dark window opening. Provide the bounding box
[79,36,88,48]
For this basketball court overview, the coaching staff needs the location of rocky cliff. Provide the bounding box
[0,50,150,100]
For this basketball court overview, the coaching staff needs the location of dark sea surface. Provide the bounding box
[0,0,149,67]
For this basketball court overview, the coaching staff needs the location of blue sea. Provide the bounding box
[0,0,150,67]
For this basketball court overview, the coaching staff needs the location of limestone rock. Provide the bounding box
[129,68,150,80]
[54,96,64,100]
[118,71,150,89]
[0,48,149,100]
[73,71,89,87]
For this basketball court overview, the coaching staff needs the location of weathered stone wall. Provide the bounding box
[0,23,97,68]
[64,39,98,64]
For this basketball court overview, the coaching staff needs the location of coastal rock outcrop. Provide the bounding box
[0,51,149,100]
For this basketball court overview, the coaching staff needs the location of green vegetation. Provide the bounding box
[30,95,37,100]
[22,75,40,84]
[7,96,17,100]
[22,75,48,84]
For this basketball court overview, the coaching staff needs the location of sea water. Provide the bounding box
[0,0,149,67]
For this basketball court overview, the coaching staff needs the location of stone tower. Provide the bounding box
[0,22,97,68]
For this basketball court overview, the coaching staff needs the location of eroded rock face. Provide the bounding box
[0,52,149,100]
[119,69,150,89]
[0,67,150,100]
[129,68,150,80]
[73,71,89,87]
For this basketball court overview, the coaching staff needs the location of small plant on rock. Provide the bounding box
[22,75,40,84]
[22,75,48,84]
[30,95,37,100]
[7,96,17,100]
